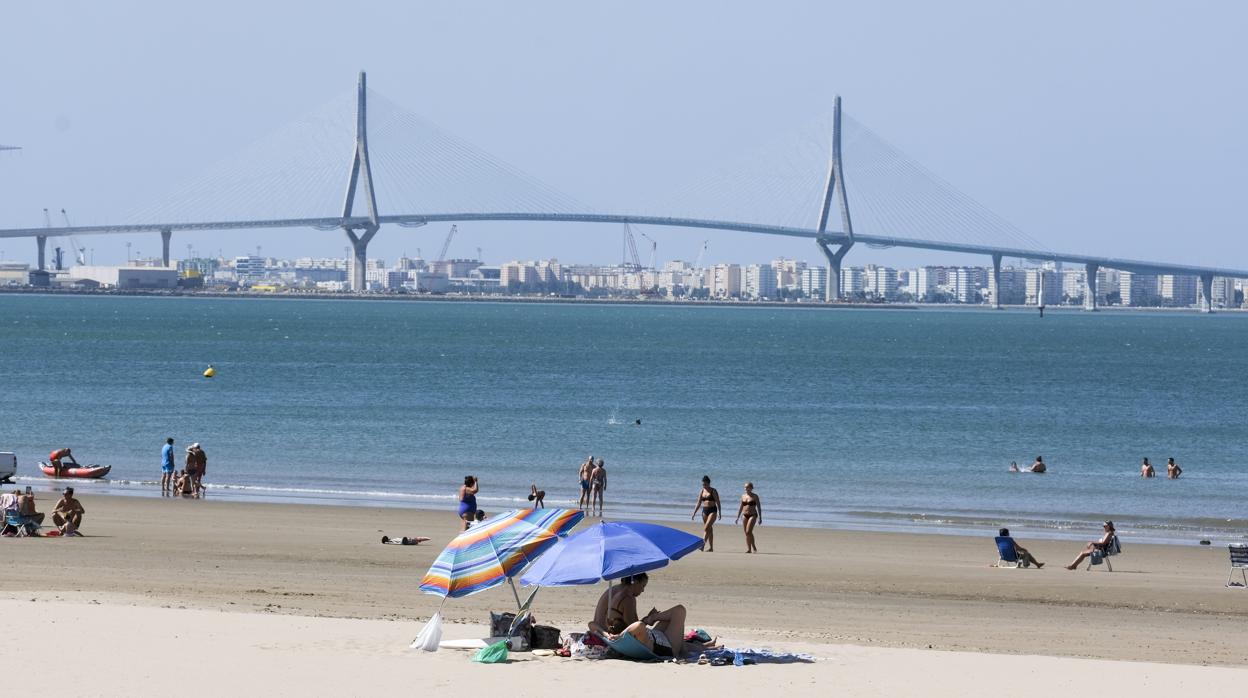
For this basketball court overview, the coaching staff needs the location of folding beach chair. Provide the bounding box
[994,536,1026,568]
[1227,544,1248,588]
[1086,535,1121,572]
[608,631,662,661]
[4,511,39,537]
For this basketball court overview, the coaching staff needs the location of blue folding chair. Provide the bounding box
[994,536,1025,568]
[608,631,661,661]
[5,511,40,537]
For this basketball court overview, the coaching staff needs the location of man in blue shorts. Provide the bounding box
[161,437,175,493]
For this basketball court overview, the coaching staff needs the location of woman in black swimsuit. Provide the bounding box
[690,475,722,552]
[735,482,761,553]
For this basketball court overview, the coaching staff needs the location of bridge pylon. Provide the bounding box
[815,95,855,302]
[341,71,381,292]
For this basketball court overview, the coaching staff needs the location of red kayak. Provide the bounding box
[39,462,112,479]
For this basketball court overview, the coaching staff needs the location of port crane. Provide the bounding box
[638,232,657,270]
[436,225,457,263]
[621,224,642,271]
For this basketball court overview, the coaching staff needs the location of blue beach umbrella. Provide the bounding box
[519,521,704,587]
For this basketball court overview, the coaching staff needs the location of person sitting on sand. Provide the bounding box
[528,484,546,509]
[1140,457,1155,478]
[588,572,718,658]
[1065,521,1117,570]
[173,470,196,497]
[1010,456,1046,473]
[996,528,1043,567]
[51,487,85,535]
[469,509,486,528]
[1166,457,1182,479]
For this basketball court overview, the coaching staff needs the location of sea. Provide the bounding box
[2,293,1245,544]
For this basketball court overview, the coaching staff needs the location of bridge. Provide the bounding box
[3,73,1244,311]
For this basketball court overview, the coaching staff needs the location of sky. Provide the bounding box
[2,1,1246,270]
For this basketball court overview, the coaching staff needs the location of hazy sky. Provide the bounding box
[2,1,1246,270]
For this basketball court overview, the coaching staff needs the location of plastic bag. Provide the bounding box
[410,611,443,652]
[472,639,510,664]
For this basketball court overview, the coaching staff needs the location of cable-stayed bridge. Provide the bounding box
[3,72,1244,311]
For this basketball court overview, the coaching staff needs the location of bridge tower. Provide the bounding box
[815,96,855,302]
[342,71,381,292]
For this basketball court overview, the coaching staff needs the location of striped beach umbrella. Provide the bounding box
[419,507,584,599]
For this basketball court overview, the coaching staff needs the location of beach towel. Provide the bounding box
[694,648,816,666]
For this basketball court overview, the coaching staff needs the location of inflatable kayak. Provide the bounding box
[39,462,112,479]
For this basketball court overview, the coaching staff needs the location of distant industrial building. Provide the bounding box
[69,265,179,289]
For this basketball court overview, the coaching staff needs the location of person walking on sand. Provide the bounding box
[457,476,479,531]
[1166,457,1182,479]
[735,482,762,553]
[690,475,721,552]
[1140,457,1155,478]
[578,456,594,511]
[160,438,176,493]
[590,458,607,516]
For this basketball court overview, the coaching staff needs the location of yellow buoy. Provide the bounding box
[203,365,216,378]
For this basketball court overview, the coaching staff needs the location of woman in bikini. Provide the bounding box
[735,482,761,553]
[690,475,721,552]
[457,475,479,531]
[587,573,717,658]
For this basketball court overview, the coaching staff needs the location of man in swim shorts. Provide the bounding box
[578,456,593,511]
[161,438,175,493]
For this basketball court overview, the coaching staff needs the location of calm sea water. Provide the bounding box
[2,294,1245,543]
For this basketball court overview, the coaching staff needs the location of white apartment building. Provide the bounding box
[743,263,778,299]
[710,264,742,298]
[951,267,980,304]
[1159,274,1198,307]
[840,267,865,298]
[770,258,805,293]
[1025,269,1061,306]
[799,266,827,299]
[1119,272,1160,307]
[914,267,946,302]
[866,266,898,301]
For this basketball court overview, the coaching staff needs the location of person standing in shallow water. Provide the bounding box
[1140,457,1155,478]
[458,476,479,531]
[590,459,607,516]
[690,475,721,552]
[1166,457,1182,479]
[735,482,761,553]
[160,438,176,494]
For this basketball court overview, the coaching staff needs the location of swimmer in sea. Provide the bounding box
[1166,457,1182,479]
[1140,457,1155,478]
[1010,456,1046,473]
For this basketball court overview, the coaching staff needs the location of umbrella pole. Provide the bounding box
[508,577,522,610]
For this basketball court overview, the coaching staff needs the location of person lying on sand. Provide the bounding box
[381,535,431,545]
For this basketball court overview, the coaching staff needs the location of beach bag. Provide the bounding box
[490,611,532,638]
[472,639,510,664]
[410,612,443,652]
[1090,549,1103,565]
[530,625,562,650]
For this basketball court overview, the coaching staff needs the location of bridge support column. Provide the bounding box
[36,235,47,271]
[339,71,380,293]
[345,225,379,292]
[817,240,853,302]
[1084,263,1099,311]
[990,254,1002,309]
[1200,273,1214,313]
[160,229,172,267]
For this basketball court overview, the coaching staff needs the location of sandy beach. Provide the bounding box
[5,494,1246,695]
